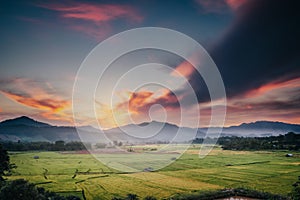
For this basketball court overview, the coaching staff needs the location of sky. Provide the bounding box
[0,0,300,129]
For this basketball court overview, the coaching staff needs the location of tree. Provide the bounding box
[0,179,40,200]
[290,176,300,199]
[144,196,157,200]
[0,179,81,200]
[126,194,139,200]
[0,144,11,181]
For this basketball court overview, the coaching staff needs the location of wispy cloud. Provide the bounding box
[223,77,300,125]
[38,1,143,40]
[195,0,248,13]
[0,78,71,124]
[244,77,300,98]
[225,0,248,10]
[171,60,195,78]
[1,91,69,112]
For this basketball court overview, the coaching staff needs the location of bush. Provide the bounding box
[169,188,288,200]
[0,179,80,200]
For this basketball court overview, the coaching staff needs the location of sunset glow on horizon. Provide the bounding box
[1,0,299,129]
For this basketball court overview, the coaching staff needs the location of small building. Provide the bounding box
[285,153,293,157]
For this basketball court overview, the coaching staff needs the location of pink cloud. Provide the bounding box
[38,1,143,40]
[171,60,195,78]
[225,0,248,10]
[244,77,300,98]
[195,0,248,13]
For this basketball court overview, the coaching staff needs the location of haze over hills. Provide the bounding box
[0,116,299,143]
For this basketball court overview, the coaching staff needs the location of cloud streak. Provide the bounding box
[1,91,69,112]
[171,60,195,78]
[0,78,71,123]
[38,1,143,40]
[194,0,247,14]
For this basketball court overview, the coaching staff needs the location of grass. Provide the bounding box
[6,146,300,199]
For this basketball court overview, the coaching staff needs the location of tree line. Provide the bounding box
[0,140,90,151]
[218,132,300,151]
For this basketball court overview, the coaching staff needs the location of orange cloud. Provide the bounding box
[119,90,180,115]
[1,91,69,112]
[40,111,73,124]
[95,89,181,128]
[38,1,143,40]
[0,78,71,124]
[128,91,154,114]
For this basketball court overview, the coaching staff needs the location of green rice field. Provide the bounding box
[7,145,300,199]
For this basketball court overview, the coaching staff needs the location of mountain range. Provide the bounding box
[0,116,299,143]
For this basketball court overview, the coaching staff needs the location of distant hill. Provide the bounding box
[0,116,103,143]
[219,121,300,137]
[0,116,51,127]
[104,120,200,143]
[0,116,299,143]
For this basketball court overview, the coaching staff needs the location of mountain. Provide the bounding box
[0,116,299,143]
[0,116,51,127]
[219,121,300,137]
[0,116,104,143]
[104,121,201,143]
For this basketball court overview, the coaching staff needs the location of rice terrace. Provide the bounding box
[6,145,300,199]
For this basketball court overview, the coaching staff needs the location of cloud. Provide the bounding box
[95,89,181,128]
[47,3,142,23]
[38,1,143,40]
[171,60,195,78]
[126,90,180,115]
[175,3,300,125]
[209,0,300,99]
[185,0,300,106]
[127,91,154,114]
[1,91,69,112]
[244,77,300,98]
[225,0,248,10]
[222,77,300,125]
[194,0,247,14]
[0,78,71,123]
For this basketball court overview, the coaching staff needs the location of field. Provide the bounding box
[7,145,300,199]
